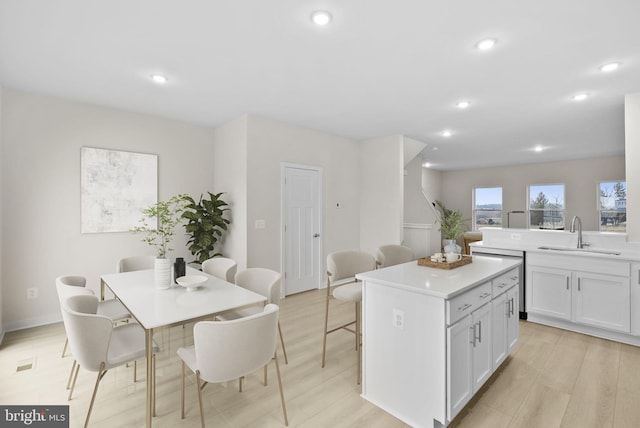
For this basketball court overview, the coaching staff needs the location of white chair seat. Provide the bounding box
[107,323,158,368]
[176,345,197,373]
[332,283,362,302]
[97,299,130,321]
[217,307,257,321]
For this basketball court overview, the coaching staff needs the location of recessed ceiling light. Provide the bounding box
[599,62,620,72]
[311,11,332,25]
[534,145,544,152]
[441,130,452,137]
[150,74,168,84]
[572,93,589,101]
[432,146,439,151]
[456,100,471,109]
[422,161,431,168]
[476,38,497,50]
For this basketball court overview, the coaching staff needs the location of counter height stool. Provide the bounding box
[375,244,414,268]
[322,250,376,384]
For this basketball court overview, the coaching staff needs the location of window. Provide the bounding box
[529,184,565,229]
[599,181,626,232]
[473,187,502,229]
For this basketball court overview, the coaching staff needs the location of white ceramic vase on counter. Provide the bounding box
[154,257,172,290]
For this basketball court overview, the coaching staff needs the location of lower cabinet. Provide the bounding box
[526,266,571,320]
[573,271,630,332]
[492,285,519,369]
[447,302,492,420]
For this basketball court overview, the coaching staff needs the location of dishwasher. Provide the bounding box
[470,246,527,319]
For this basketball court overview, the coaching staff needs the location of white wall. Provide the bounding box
[440,156,626,232]
[1,89,215,331]
[245,115,361,276]
[0,87,3,339]
[212,116,248,269]
[626,93,640,242]
[359,135,404,256]
[404,156,431,224]
[421,166,443,252]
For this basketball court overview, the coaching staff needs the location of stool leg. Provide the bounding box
[356,301,362,385]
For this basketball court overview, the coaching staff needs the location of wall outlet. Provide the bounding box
[393,308,405,330]
[510,233,521,240]
[27,287,38,299]
[254,219,266,229]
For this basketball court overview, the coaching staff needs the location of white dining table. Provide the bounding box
[100,266,266,428]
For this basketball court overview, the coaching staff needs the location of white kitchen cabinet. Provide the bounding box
[492,284,519,369]
[573,271,630,333]
[633,263,640,335]
[526,265,571,320]
[471,302,492,391]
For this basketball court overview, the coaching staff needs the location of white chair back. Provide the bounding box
[56,275,93,306]
[116,255,155,273]
[193,304,279,383]
[327,250,376,283]
[234,268,282,305]
[202,257,238,283]
[61,294,113,372]
[376,244,414,268]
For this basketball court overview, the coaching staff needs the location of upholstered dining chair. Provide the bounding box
[375,244,414,268]
[219,268,288,374]
[116,255,155,273]
[201,257,237,283]
[323,250,376,385]
[62,294,159,428]
[177,304,288,427]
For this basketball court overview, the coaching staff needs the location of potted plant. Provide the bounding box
[434,200,468,253]
[181,192,230,264]
[132,194,188,289]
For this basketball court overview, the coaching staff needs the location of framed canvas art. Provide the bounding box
[81,147,158,233]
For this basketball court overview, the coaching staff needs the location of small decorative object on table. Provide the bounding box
[176,275,208,291]
[174,257,186,283]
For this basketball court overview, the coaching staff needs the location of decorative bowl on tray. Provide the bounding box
[176,275,207,291]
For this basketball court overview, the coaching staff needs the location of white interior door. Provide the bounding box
[283,165,321,295]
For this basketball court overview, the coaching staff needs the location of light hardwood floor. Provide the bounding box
[1,288,639,428]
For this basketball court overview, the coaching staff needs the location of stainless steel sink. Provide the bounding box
[537,246,621,255]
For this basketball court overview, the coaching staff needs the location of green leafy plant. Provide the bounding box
[435,200,468,240]
[132,194,189,258]
[182,192,231,263]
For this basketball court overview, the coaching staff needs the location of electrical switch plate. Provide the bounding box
[27,288,38,299]
[510,233,521,240]
[255,219,266,229]
[393,308,405,330]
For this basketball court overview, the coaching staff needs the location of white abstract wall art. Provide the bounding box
[81,147,158,233]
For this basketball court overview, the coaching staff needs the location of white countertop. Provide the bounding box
[356,257,522,299]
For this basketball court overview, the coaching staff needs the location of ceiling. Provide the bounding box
[1,0,639,170]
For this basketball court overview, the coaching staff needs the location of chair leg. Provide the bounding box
[61,337,68,358]
[278,321,289,364]
[321,281,331,368]
[274,352,289,426]
[196,371,205,428]
[84,363,106,428]
[264,365,268,386]
[152,354,156,417]
[68,362,80,401]
[66,360,77,390]
[181,361,185,419]
[133,359,137,382]
[356,301,362,386]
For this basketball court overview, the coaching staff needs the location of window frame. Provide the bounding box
[528,183,566,230]
[472,187,503,230]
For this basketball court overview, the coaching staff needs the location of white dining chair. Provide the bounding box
[177,304,288,427]
[201,257,237,283]
[116,255,155,273]
[323,250,376,385]
[62,294,159,428]
[218,268,288,388]
[375,244,414,268]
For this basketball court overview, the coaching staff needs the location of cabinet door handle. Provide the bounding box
[469,325,476,346]
[458,303,472,312]
[476,320,482,343]
[498,282,508,289]
[578,278,581,291]
[566,277,570,290]
[637,269,639,284]
[509,298,515,316]
[479,292,491,299]
[505,300,510,317]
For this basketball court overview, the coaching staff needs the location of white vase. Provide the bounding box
[154,257,172,290]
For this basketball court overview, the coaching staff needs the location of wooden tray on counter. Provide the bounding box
[417,255,472,270]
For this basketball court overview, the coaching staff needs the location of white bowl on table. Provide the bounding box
[176,275,208,291]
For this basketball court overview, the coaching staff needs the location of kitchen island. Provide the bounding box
[357,256,522,428]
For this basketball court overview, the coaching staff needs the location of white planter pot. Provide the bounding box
[154,257,172,290]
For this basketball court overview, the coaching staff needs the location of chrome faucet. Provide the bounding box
[570,215,585,248]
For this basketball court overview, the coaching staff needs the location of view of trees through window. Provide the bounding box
[600,181,626,232]
[529,184,565,229]
[474,187,502,229]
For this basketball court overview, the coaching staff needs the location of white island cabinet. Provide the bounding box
[357,257,521,428]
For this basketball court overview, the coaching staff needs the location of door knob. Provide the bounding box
[313,233,320,238]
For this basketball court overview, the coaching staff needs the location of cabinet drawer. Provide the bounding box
[492,268,519,296]
[447,282,492,325]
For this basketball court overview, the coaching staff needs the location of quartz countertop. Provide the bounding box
[356,256,521,299]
